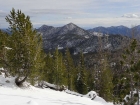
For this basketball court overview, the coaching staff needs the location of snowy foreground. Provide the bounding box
[0,74,113,105]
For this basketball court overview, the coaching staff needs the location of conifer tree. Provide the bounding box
[0,30,10,72]
[119,38,140,104]
[75,52,87,94]
[5,8,44,86]
[86,68,95,92]
[64,48,75,90]
[43,53,55,83]
[99,55,113,102]
[53,48,66,88]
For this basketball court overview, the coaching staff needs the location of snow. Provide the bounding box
[74,51,78,55]
[0,73,113,105]
[105,34,109,37]
[85,35,89,39]
[0,67,4,70]
[4,46,12,50]
[57,45,63,50]
[105,44,111,48]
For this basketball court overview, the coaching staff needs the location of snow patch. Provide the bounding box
[4,47,12,50]
[58,45,63,49]
[93,32,103,37]
[0,67,4,70]
[85,35,89,39]
[105,44,111,48]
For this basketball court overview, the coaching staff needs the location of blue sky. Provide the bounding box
[0,0,140,28]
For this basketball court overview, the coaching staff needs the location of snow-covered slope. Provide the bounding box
[0,74,113,105]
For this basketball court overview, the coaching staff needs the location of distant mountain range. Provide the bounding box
[88,26,131,36]
[37,23,131,54]
[88,25,140,37]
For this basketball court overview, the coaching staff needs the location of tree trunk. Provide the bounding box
[15,75,28,87]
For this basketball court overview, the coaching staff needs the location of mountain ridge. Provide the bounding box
[38,23,140,37]
[37,23,130,54]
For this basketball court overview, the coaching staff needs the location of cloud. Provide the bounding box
[0,0,94,10]
[122,13,140,18]
[1,0,140,28]
[30,9,89,15]
[31,17,140,28]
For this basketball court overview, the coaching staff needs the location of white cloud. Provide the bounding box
[32,17,140,28]
[1,0,140,28]
[0,0,94,10]
[122,13,140,18]
[67,18,134,27]
[30,9,89,15]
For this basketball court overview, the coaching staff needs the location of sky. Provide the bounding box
[0,0,140,29]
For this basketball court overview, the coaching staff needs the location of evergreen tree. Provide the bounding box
[64,48,75,90]
[99,55,113,102]
[86,68,95,92]
[43,53,55,83]
[0,30,9,67]
[0,30,11,77]
[75,52,87,94]
[118,39,140,104]
[53,48,66,88]
[5,8,44,86]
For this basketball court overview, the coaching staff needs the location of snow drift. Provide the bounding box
[0,73,113,105]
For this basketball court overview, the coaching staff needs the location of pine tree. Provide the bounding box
[53,48,66,89]
[0,30,9,66]
[75,52,87,94]
[64,48,75,90]
[5,8,45,86]
[86,68,95,92]
[99,55,113,102]
[118,38,140,104]
[0,30,11,77]
[43,53,55,83]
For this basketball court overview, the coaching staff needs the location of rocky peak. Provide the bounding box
[62,23,78,31]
